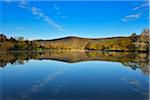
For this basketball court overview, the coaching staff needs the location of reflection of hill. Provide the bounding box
[0,51,149,75]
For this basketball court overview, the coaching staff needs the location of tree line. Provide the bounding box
[0,29,149,52]
[0,34,38,51]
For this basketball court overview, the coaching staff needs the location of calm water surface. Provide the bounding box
[0,51,149,100]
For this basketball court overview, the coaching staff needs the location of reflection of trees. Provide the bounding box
[0,51,149,74]
[0,52,38,67]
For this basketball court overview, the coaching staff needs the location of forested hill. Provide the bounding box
[0,29,149,52]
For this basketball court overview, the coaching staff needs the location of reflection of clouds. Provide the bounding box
[121,77,149,97]
[52,84,63,96]
[121,77,139,85]
[31,68,64,93]
[18,67,65,99]
[121,77,139,88]
[132,88,138,92]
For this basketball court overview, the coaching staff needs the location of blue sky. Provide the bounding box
[0,0,149,40]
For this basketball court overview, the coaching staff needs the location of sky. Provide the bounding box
[0,0,149,40]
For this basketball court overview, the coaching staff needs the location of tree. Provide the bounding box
[0,34,7,42]
[10,37,17,43]
[130,32,137,42]
[18,36,24,41]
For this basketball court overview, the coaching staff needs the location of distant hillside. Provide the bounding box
[0,29,149,52]
[33,29,149,52]
[34,36,131,51]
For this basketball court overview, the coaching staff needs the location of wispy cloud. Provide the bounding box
[122,0,149,22]
[53,4,67,19]
[4,0,13,3]
[121,13,141,22]
[31,7,63,30]
[18,0,28,8]
[16,26,27,31]
[53,4,60,11]
[5,0,63,30]
[134,1,149,10]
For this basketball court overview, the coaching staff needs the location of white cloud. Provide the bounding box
[4,0,28,8]
[53,4,60,11]
[16,26,27,31]
[31,7,63,30]
[122,0,149,22]
[53,4,67,19]
[31,7,42,16]
[4,0,63,30]
[122,13,141,22]
[134,1,149,10]
[4,0,13,3]
[18,0,28,8]
[62,15,67,19]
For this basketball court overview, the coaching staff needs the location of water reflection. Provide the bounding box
[0,51,149,75]
[18,67,65,99]
[0,51,149,100]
